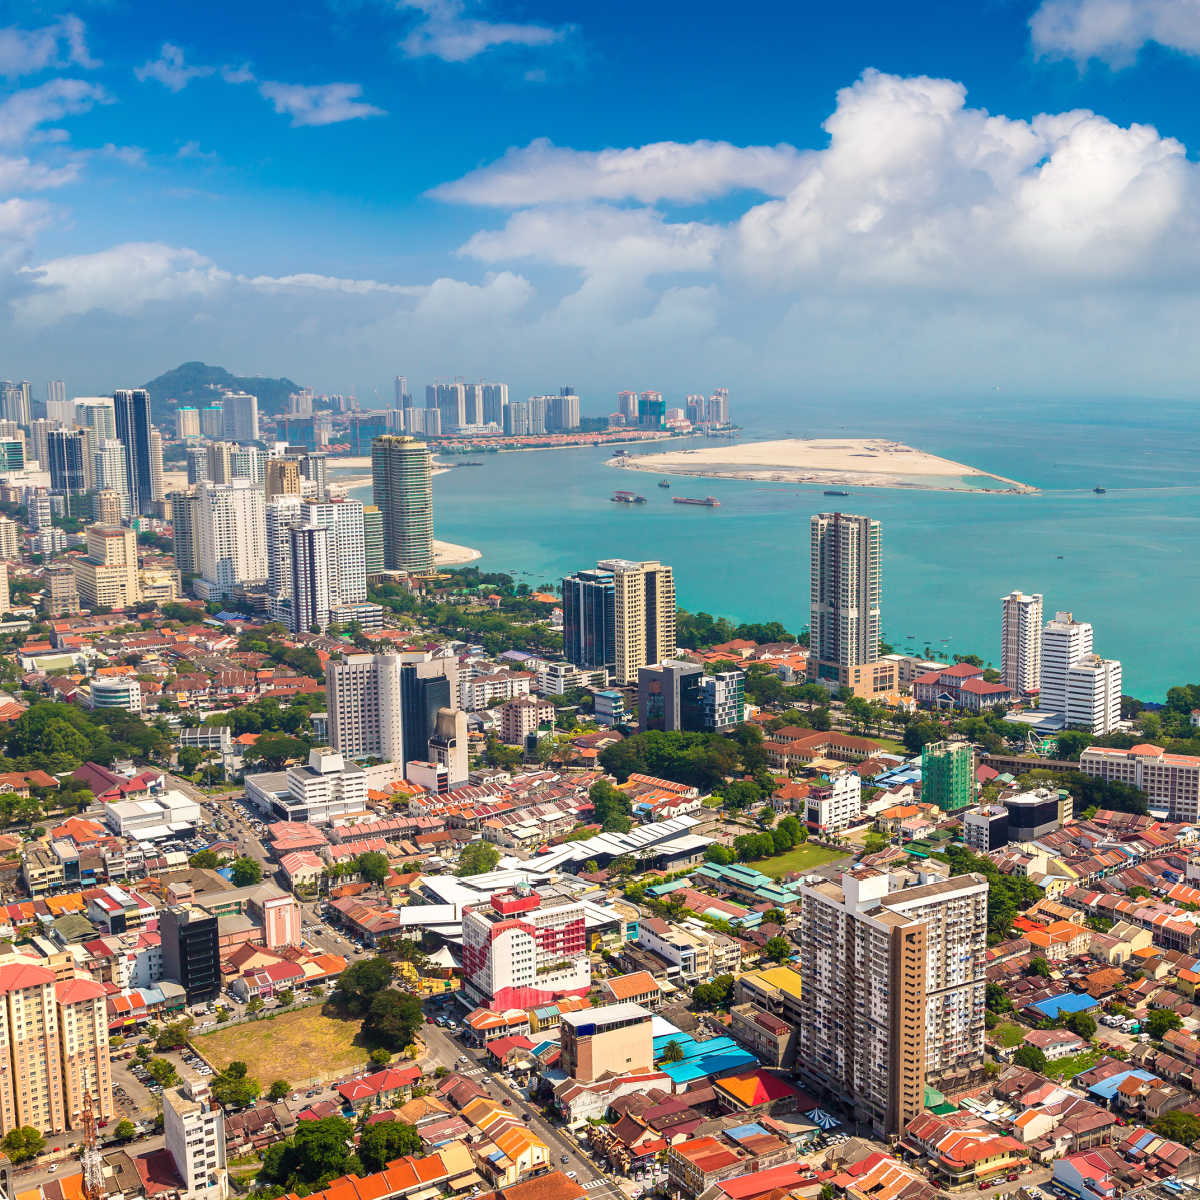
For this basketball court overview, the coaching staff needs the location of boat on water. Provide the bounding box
[658,480,671,488]
[612,491,647,504]
[823,490,850,496]
[1093,486,1107,494]
[674,496,720,507]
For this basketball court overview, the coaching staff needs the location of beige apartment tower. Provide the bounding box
[810,513,881,685]
[797,867,988,1137]
[265,458,302,500]
[74,525,140,609]
[1001,591,1043,696]
[604,558,676,686]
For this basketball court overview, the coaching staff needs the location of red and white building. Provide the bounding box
[461,887,589,1009]
[912,663,1012,713]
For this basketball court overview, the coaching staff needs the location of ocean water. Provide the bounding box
[344,394,1200,700]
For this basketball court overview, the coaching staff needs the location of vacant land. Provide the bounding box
[1043,1048,1103,1081]
[748,843,848,879]
[991,1022,1026,1049]
[193,1007,369,1085]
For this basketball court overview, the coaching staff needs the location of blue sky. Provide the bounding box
[4,0,1200,410]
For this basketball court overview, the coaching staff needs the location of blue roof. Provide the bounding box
[659,1048,758,1083]
[1029,992,1099,1018]
[1086,1069,1158,1101]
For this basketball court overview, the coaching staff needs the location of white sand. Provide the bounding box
[434,540,481,566]
[610,437,1035,493]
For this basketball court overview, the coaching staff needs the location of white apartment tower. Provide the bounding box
[164,1077,227,1200]
[1041,611,1121,734]
[194,480,267,600]
[289,525,332,634]
[325,653,405,765]
[810,513,882,682]
[1001,591,1043,696]
[220,391,259,443]
[797,868,988,1137]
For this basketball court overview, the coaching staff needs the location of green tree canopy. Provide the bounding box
[363,989,424,1051]
[456,840,500,877]
[1153,1110,1200,1148]
[356,851,390,885]
[336,956,394,1016]
[1147,1008,1183,1039]
[358,1121,421,1173]
[1,1126,45,1163]
[260,1116,360,1188]
[230,856,263,887]
[1012,1045,1047,1072]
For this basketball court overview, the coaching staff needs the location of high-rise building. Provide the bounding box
[503,401,529,437]
[400,658,455,772]
[371,435,433,573]
[547,389,581,432]
[428,382,466,432]
[206,442,233,485]
[701,669,746,732]
[1040,610,1091,717]
[0,381,30,426]
[94,439,131,517]
[46,429,86,501]
[176,406,200,438]
[362,504,384,575]
[394,376,410,408]
[461,887,590,1009]
[113,388,153,515]
[160,907,220,1003]
[562,566,617,670]
[685,394,705,424]
[201,403,223,438]
[169,490,199,578]
[0,434,24,471]
[1001,591,1043,696]
[797,867,988,1136]
[44,562,80,616]
[706,388,730,425]
[27,489,52,531]
[55,975,114,1130]
[400,406,441,436]
[920,741,975,812]
[637,390,665,429]
[526,394,547,436]
[464,383,484,426]
[186,444,210,486]
[164,1078,226,1200]
[193,480,267,600]
[809,513,881,684]
[482,382,508,425]
[265,458,302,500]
[73,525,139,609]
[230,443,264,485]
[27,418,54,471]
[428,706,468,786]
[325,653,405,764]
[288,389,314,417]
[289,525,332,634]
[221,391,259,443]
[149,427,165,502]
[638,660,703,732]
[561,1003,653,1083]
[0,562,8,615]
[0,516,19,560]
[617,391,638,422]
[604,558,676,686]
[1040,611,1120,733]
[91,489,123,526]
[73,396,116,490]
[303,499,366,605]
[45,379,67,416]
[265,495,303,606]
[1082,744,1200,823]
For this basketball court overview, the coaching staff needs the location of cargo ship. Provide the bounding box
[612,491,647,504]
[673,496,720,507]
[824,490,850,496]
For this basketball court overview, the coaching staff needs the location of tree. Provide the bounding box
[692,974,735,1011]
[1065,1012,1097,1040]
[763,936,791,963]
[148,1058,180,1086]
[277,988,294,1007]
[243,733,309,771]
[336,957,394,1015]
[268,1080,291,1101]
[1127,885,1151,899]
[369,1047,392,1067]
[704,844,735,865]
[212,1061,261,1109]
[1147,1008,1183,1040]
[1013,1045,1047,1072]
[456,840,500,877]
[589,778,633,832]
[1154,1110,1200,1148]
[763,908,785,924]
[114,1119,137,1142]
[155,1018,194,1051]
[661,1039,685,1063]
[189,848,220,868]
[177,746,203,776]
[862,831,889,855]
[358,1121,422,1172]
[1055,730,1094,761]
[363,989,424,1050]
[2,1126,45,1163]
[260,1117,360,1188]
[246,996,265,1015]
[1029,957,1051,978]
[356,851,390,885]
[231,856,263,887]
[721,780,763,812]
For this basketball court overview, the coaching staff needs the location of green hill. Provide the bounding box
[142,362,303,424]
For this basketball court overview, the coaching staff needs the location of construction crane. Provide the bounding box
[80,1094,103,1200]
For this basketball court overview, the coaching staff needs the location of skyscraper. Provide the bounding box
[301,498,366,605]
[265,458,302,500]
[201,403,223,438]
[797,867,988,1136]
[73,525,140,609]
[265,495,303,605]
[289,525,332,634]
[503,401,529,437]
[113,388,153,515]
[149,427,165,503]
[161,907,220,1003]
[45,380,67,419]
[809,512,881,684]
[46,429,86,501]
[169,491,199,578]
[603,558,676,686]
[616,391,638,422]
[93,439,131,517]
[0,381,30,426]
[1042,610,1122,736]
[1001,591,1043,696]
[920,741,975,812]
[362,504,384,575]
[637,390,665,429]
[193,480,267,600]
[482,382,508,425]
[1040,611,1091,719]
[433,382,466,432]
[43,562,80,616]
[464,383,484,425]
[176,406,200,438]
[221,391,259,442]
[394,376,411,408]
[371,435,433,573]
[547,389,581,432]
[562,566,616,669]
[326,653,405,764]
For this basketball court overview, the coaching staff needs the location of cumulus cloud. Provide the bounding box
[0,153,78,190]
[134,42,215,91]
[257,81,385,126]
[0,15,97,76]
[432,137,808,206]
[1030,0,1200,65]
[398,0,568,61]
[0,78,110,145]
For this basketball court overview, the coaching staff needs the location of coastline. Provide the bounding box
[607,437,1037,495]
[434,539,481,566]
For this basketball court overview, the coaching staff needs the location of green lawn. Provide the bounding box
[1043,1048,1102,1081]
[991,1022,1026,1048]
[748,843,849,879]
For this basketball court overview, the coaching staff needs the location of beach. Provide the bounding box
[434,540,482,566]
[609,437,1036,494]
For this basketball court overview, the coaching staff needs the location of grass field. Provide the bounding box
[1043,1048,1102,1081]
[991,1022,1026,1048]
[193,1007,370,1086]
[748,843,849,879]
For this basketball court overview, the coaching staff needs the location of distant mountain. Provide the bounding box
[142,361,303,424]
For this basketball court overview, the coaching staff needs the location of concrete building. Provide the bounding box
[804,770,863,834]
[461,886,590,1009]
[245,749,368,825]
[113,388,154,515]
[1065,654,1122,736]
[55,975,113,1130]
[150,426,165,503]
[607,558,675,686]
[362,504,384,575]
[0,515,18,559]
[638,659,702,731]
[194,480,267,600]
[164,1077,227,1200]
[701,670,745,732]
[797,868,988,1137]
[87,675,143,714]
[265,494,303,605]
[1041,611,1091,721]
[74,525,140,609]
[499,695,555,745]
[482,382,508,425]
[326,653,405,764]
[288,524,332,634]
[921,741,974,813]
[265,458,302,500]
[221,390,259,443]
[560,1003,653,1083]
[170,490,200,578]
[176,406,200,438]
[962,805,1010,853]
[1081,744,1200,823]
[371,435,433,574]
[43,562,80,616]
[809,513,882,687]
[428,706,468,787]
[562,565,616,671]
[1003,787,1073,841]
[46,428,87,502]
[93,438,131,517]
[161,906,221,1003]
[300,498,367,606]
[1002,591,1043,696]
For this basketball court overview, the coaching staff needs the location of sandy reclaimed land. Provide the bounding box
[435,539,481,565]
[610,437,1036,493]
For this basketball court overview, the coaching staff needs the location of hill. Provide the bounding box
[142,362,303,424]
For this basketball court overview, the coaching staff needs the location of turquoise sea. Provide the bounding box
[344,394,1200,700]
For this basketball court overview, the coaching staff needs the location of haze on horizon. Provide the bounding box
[3,0,1200,407]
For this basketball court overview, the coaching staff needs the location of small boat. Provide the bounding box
[823,490,850,497]
[1056,555,1064,559]
[658,480,671,488]
[612,491,646,504]
[1093,486,1106,494]
[674,496,720,507]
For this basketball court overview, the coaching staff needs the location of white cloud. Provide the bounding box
[398,0,567,61]
[432,137,808,206]
[0,78,110,145]
[0,16,97,76]
[134,42,215,91]
[221,63,256,85]
[0,153,79,190]
[257,81,385,126]
[1030,0,1200,65]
